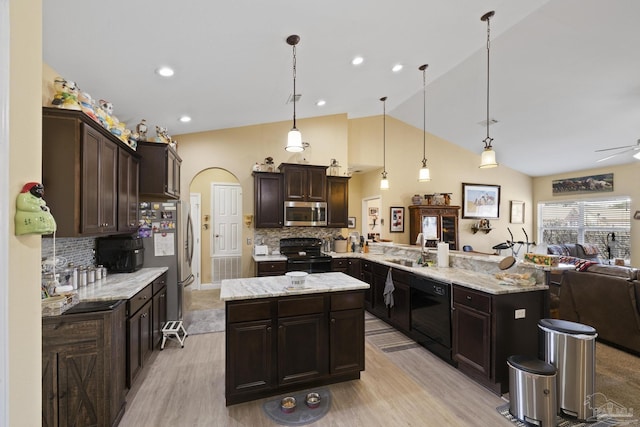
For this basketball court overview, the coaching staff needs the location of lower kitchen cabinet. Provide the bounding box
[225,290,364,406]
[42,301,126,427]
[361,260,373,310]
[151,273,168,349]
[452,285,547,394]
[370,263,391,319]
[388,268,411,333]
[127,285,153,388]
[256,260,287,277]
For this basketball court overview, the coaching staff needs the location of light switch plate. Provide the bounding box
[515,309,526,319]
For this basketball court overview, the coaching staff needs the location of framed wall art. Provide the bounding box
[510,200,524,224]
[552,173,613,195]
[462,183,501,219]
[390,207,404,232]
[347,217,356,229]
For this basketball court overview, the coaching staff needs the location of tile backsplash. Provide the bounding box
[41,236,96,269]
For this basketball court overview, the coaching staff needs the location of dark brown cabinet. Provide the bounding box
[151,273,168,349]
[361,260,373,310]
[256,260,287,277]
[136,141,182,199]
[225,290,365,406]
[452,285,548,394]
[370,262,390,319]
[42,108,139,237]
[388,268,411,332]
[279,163,327,202]
[326,176,350,227]
[253,172,284,228]
[118,148,139,233]
[127,285,153,388]
[42,301,126,427]
[409,205,460,250]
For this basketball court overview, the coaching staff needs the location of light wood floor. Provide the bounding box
[119,328,511,426]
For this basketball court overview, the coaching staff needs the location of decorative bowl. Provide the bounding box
[280,396,296,413]
[305,392,321,409]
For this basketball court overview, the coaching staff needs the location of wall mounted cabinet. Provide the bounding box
[278,163,328,202]
[409,205,460,250]
[136,141,181,199]
[42,108,139,237]
[326,176,350,228]
[253,172,284,228]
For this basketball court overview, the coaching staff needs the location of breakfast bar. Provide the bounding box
[221,272,370,406]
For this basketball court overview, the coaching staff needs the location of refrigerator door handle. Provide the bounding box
[186,212,194,267]
[180,273,195,287]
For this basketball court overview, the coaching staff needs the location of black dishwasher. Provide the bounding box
[410,276,452,363]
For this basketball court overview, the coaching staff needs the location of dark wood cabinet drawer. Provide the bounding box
[361,261,372,272]
[256,261,287,276]
[278,296,325,317]
[128,284,153,316]
[152,272,167,295]
[453,286,491,313]
[227,300,272,323]
[330,291,364,311]
[332,258,348,270]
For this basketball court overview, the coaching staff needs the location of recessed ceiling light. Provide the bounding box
[392,64,403,73]
[352,56,364,66]
[156,66,175,77]
[316,100,326,107]
[179,115,191,123]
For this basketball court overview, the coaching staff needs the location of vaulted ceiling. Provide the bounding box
[43,0,640,177]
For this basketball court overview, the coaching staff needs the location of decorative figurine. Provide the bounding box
[15,182,57,235]
[155,125,171,144]
[51,77,81,110]
[78,91,99,122]
[136,119,148,140]
[98,99,114,117]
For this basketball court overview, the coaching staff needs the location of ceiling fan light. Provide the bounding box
[286,128,303,152]
[479,147,498,168]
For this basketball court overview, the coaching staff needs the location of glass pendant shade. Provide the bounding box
[418,164,431,181]
[479,146,498,168]
[380,176,389,190]
[286,128,303,152]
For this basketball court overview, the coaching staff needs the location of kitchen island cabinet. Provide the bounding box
[221,272,368,406]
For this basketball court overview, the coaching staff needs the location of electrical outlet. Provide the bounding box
[246,238,252,245]
[515,309,526,319]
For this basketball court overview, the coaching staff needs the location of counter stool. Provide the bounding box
[508,354,557,427]
[161,320,187,350]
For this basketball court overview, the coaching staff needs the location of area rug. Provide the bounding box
[497,403,638,427]
[263,387,331,426]
[186,308,225,335]
[364,313,420,353]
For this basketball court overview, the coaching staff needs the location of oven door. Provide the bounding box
[286,257,332,273]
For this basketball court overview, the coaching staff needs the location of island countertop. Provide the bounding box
[220,271,369,301]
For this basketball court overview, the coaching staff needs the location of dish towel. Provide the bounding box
[383,268,395,308]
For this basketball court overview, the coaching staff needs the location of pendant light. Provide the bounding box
[380,96,389,190]
[479,11,498,168]
[285,34,303,152]
[418,64,431,181]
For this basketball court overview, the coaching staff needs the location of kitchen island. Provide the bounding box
[221,272,369,406]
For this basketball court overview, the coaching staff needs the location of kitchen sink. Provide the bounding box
[385,258,417,267]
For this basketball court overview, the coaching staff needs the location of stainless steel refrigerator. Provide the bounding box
[138,200,194,327]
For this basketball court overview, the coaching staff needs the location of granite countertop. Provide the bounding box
[221,271,369,301]
[75,267,169,302]
[252,254,287,262]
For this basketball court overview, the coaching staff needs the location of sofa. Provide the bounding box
[547,243,602,263]
[558,264,640,355]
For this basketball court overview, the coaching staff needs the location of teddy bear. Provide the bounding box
[51,77,81,110]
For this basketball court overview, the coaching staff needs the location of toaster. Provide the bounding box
[254,245,269,256]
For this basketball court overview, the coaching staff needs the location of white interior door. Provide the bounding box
[189,193,202,290]
[211,183,242,256]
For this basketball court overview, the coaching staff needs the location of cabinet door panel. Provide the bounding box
[254,173,284,228]
[277,314,327,385]
[81,127,101,234]
[306,167,327,202]
[118,149,139,232]
[453,304,491,378]
[101,139,118,233]
[58,347,103,427]
[330,308,364,374]
[227,320,274,395]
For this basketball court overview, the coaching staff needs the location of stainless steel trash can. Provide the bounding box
[508,355,557,427]
[538,318,597,421]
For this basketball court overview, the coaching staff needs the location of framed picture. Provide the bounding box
[510,200,525,224]
[347,217,356,229]
[368,207,379,217]
[390,207,404,233]
[462,183,501,219]
[552,173,613,195]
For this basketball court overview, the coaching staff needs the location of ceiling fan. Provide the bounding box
[595,139,640,162]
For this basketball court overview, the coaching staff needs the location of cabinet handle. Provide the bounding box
[140,295,148,300]
[267,326,272,332]
[331,318,336,323]
[466,295,472,300]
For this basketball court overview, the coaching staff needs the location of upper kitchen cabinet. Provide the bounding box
[42,108,139,237]
[409,205,460,250]
[254,172,284,228]
[118,149,139,233]
[278,163,327,202]
[136,141,182,199]
[326,176,350,228]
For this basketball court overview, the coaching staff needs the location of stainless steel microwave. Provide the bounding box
[284,201,327,226]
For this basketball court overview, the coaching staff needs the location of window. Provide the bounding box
[538,197,631,261]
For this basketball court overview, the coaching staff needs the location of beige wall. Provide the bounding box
[9,0,42,424]
[533,163,640,266]
[190,168,239,283]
